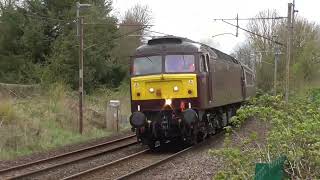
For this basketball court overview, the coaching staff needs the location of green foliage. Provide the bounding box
[308,88,320,104]
[236,10,320,92]
[212,92,320,179]
[0,0,128,91]
[0,82,116,160]
[0,100,16,123]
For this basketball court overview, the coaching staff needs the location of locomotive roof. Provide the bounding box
[135,36,201,55]
[135,36,238,63]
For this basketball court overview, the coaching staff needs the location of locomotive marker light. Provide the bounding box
[173,86,179,92]
[156,89,161,96]
[149,87,155,93]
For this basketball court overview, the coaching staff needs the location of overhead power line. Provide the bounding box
[23,13,73,22]
[144,30,172,36]
[84,23,154,27]
[7,11,155,28]
[220,19,285,46]
[84,26,149,51]
[213,16,287,21]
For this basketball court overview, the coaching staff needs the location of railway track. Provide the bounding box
[0,134,138,180]
[62,144,193,180]
[62,131,224,180]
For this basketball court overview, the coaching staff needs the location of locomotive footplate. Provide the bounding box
[132,109,202,149]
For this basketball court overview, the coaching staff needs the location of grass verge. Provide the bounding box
[0,82,131,160]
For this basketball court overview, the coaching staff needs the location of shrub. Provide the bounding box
[211,91,320,179]
[0,99,16,124]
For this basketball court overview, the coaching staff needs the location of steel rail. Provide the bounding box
[62,132,224,180]
[0,135,135,178]
[116,146,193,180]
[61,149,150,180]
[9,142,138,179]
[62,131,225,179]
[116,131,225,179]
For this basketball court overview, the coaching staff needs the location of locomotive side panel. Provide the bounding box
[229,62,245,103]
[211,59,228,107]
[209,59,243,107]
[243,67,256,99]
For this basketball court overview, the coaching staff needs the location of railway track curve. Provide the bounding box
[0,134,137,180]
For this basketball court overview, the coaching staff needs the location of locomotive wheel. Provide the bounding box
[148,140,156,150]
[147,139,161,151]
[198,126,208,142]
[189,123,200,145]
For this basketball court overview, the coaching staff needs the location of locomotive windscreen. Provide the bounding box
[132,54,195,75]
[165,55,195,73]
[133,56,162,75]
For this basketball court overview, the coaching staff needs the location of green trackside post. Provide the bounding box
[254,156,287,180]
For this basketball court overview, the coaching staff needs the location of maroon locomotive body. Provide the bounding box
[129,36,255,148]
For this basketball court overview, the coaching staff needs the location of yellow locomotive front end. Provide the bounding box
[129,53,201,149]
[131,73,197,102]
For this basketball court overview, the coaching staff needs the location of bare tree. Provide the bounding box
[236,9,320,91]
[0,0,15,11]
[113,4,153,68]
[120,4,152,41]
[247,10,282,51]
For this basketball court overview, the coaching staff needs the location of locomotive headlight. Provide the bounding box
[149,88,155,93]
[173,86,179,92]
[165,99,172,105]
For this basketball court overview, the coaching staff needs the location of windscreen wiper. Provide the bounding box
[145,56,153,63]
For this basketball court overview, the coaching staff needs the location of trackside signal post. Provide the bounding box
[76,2,91,134]
[285,2,296,103]
[274,45,281,95]
[79,17,84,134]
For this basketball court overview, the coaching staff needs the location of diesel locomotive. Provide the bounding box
[129,36,255,149]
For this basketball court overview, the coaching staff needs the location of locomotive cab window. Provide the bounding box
[165,55,195,73]
[205,54,209,72]
[133,56,162,75]
[200,54,208,72]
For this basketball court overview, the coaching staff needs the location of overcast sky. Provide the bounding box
[112,0,320,54]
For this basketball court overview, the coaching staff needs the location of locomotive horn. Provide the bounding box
[130,112,146,128]
[182,109,198,126]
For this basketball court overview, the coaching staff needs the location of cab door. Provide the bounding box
[205,54,213,104]
[199,54,212,107]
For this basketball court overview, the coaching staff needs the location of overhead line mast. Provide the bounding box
[213,1,297,102]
